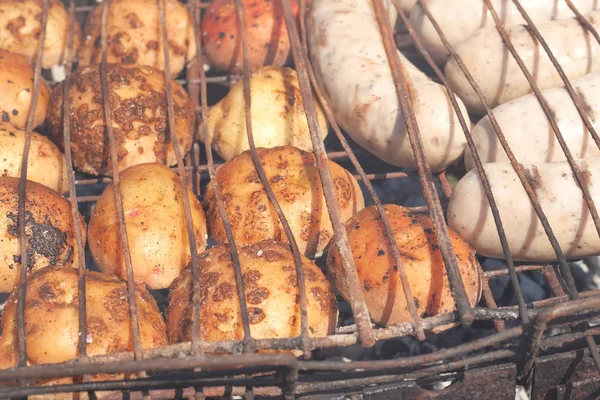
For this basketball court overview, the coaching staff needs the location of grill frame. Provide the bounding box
[0,0,600,398]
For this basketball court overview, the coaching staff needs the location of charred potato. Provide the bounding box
[0,121,68,193]
[0,0,81,68]
[0,49,50,129]
[0,267,167,393]
[205,146,364,258]
[327,204,482,328]
[166,240,338,355]
[202,0,299,73]
[79,0,195,75]
[46,63,195,176]
[202,66,329,161]
[88,163,208,289]
[0,177,85,293]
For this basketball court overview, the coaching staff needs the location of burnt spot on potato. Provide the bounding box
[212,282,236,302]
[248,307,266,324]
[6,16,26,36]
[310,287,331,312]
[247,287,269,304]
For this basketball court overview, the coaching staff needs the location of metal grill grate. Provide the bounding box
[1,0,600,398]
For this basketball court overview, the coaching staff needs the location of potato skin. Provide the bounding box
[46,63,195,176]
[202,0,299,73]
[202,66,329,161]
[0,177,85,293]
[79,0,195,76]
[0,0,81,68]
[166,240,338,353]
[205,146,365,258]
[88,163,208,289]
[0,49,49,129]
[0,266,167,375]
[327,204,481,327]
[0,122,68,193]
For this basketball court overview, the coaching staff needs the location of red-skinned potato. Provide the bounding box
[0,267,167,399]
[202,0,299,73]
[327,204,482,329]
[88,163,208,289]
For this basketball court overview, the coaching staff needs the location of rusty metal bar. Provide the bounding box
[373,0,474,327]
[299,0,425,341]
[233,0,311,358]
[565,0,600,46]
[99,0,144,360]
[396,0,529,325]
[279,0,376,346]
[15,0,49,376]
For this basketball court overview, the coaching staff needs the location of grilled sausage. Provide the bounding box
[445,11,600,114]
[307,0,469,172]
[465,72,600,170]
[409,0,599,64]
[448,159,600,261]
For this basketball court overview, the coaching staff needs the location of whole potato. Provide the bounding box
[327,204,482,328]
[202,0,299,73]
[0,177,85,293]
[0,121,68,193]
[79,0,195,76]
[46,63,195,176]
[0,49,50,129]
[202,66,329,161]
[0,266,167,398]
[0,0,82,68]
[88,163,208,289]
[166,240,338,356]
[205,146,365,258]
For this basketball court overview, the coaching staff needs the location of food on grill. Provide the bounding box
[204,146,364,258]
[79,0,195,76]
[448,159,600,261]
[307,0,469,172]
[0,49,50,129]
[202,0,298,74]
[465,72,600,170]
[46,63,195,176]
[327,204,481,327]
[0,0,82,68]
[399,0,416,13]
[88,163,208,290]
[410,0,598,64]
[0,177,85,293]
[445,11,600,114]
[201,66,328,161]
[0,122,68,193]
[0,266,167,372]
[166,240,338,354]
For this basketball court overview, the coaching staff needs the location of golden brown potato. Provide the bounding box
[0,267,167,394]
[166,240,338,354]
[0,49,50,129]
[79,0,195,76]
[0,121,68,193]
[88,163,208,289]
[327,204,482,328]
[0,177,85,293]
[202,0,299,73]
[205,146,364,258]
[202,66,329,161]
[0,0,81,68]
[46,63,195,176]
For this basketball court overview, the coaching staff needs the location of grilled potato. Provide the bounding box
[79,0,195,76]
[46,63,195,176]
[204,146,364,258]
[0,121,68,193]
[88,163,208,289]
[201,66,329,161]
[327,204,482,328]
[0,50,50,129]
[0,0,81,68]
[0,177,85,293]
[166,240,338,356]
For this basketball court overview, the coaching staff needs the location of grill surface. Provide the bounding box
[1,0,600,398]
